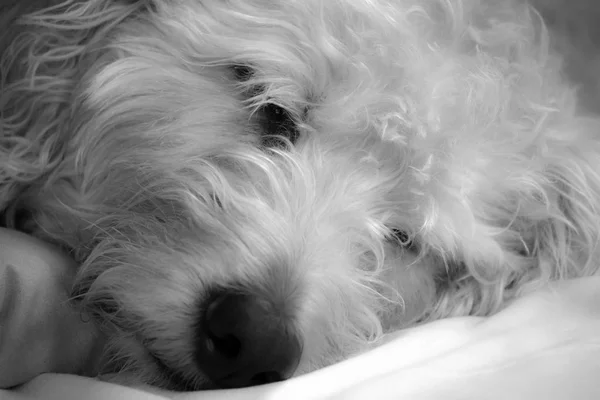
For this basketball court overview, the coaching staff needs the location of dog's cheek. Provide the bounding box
[377,245,439,329]
[70,270,134,331]
[69,248,154,333]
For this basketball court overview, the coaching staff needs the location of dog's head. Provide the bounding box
[6,0,600,391]
[5,0,437,389]
[70,131,436,390]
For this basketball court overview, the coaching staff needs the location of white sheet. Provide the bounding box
[4,277,600,400]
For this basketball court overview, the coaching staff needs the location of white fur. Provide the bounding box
[2,0,600,391]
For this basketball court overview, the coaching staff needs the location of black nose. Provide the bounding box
[195,291,302,388]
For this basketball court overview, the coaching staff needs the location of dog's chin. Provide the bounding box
[94,334,212,391]
[146,353,215,391]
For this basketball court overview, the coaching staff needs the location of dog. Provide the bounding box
[2,0,600,391]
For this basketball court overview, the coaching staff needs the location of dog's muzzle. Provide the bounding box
[195,290,302,388]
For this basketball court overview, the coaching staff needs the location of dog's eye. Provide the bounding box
[206,192,223,209]
[231,65,253,82]
[390,229,419,252]
[259,103,300,148]
[228,65,300,147]
[213,194,223,209]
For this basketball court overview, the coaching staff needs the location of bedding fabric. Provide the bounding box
[3,277,600,400]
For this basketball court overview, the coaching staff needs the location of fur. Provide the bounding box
[1,0,600,391]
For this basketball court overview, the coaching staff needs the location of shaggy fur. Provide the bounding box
[2,0,600,391]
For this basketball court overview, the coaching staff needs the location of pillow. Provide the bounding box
[0,229,100,389]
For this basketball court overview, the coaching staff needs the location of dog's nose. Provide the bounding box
[195,292,302,388]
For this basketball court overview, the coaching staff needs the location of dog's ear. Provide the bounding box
[538,151,600,279]
[1,0,153,213]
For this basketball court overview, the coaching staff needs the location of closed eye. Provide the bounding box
[389,229,419,252]
[229,65,301,147]
[257,103,299,147]
[231,65,253,82]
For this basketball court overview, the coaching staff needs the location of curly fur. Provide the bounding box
[2,0,600,391]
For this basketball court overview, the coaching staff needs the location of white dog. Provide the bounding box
[2,0,600,391]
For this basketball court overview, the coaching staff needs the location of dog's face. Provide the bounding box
[24,0,440,389]
[71,132,436,390]
[7,0,600,392]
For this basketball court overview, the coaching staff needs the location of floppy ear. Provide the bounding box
[489,118,600,304]
[0,0,149,217]
[536,119,600,281]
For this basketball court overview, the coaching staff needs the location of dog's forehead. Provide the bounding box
[150,0,399,74]
[233,134,411,197]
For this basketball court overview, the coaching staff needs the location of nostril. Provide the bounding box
[204,295,242,359]
[207,333,241,359]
